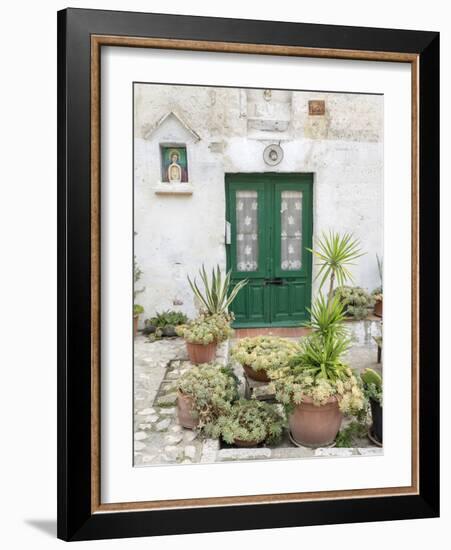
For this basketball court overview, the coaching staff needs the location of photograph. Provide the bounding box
[133,82,384,467]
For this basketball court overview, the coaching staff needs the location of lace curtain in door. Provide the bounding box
[236,190,258,272]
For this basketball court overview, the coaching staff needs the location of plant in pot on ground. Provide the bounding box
[334,286,376,320]
[230,336,300,382]
[206,399,285,447]
[270,323,365,447]
[270,231,367,447]
[176,363,238,430]
[178,265,248,364]
[143,310,188,339]
[361,367,383,444]
[176,313,234,364]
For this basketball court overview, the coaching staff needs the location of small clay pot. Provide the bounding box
[242,364,271,383]
[186,341,217,364]
[370,397,383,444]
[133,315,139,338]
[233,438,262,448]
[177,392,198,429]
[289,396,343,447]
[374,298,383,317]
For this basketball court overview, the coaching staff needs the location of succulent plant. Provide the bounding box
[133,304,144,316]
[176,313,234,344]
[144,310,188,332]
[334,285,376,320]
[177,363,238,428]
[361,368,383,405]
[270,332,364,415]
[206,399,286,445]
[230,336,300,373]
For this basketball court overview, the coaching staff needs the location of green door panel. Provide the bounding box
[226,173,313,327]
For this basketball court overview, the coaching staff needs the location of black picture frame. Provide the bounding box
[57,8,439,541]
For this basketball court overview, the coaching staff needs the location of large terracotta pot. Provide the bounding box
[133,315,139,338]
[177,392,198,429]
[242,364,271,383]
[186,341,217,364]
[374,298,383,317]
[289,396,343,447]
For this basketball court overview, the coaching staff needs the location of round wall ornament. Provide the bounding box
[263,143,283,166]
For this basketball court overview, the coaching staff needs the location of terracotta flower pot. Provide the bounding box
[233,438,261,448]
[242,364,271,383]
[177,392,198,429]
[289,396,343,447]
[186,341,217,364]
[374,298,383,317]
[133,315,139,338]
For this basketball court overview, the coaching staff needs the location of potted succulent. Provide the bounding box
[177,265,247,363]
[133,304,144,337]
[231,336,300,382]
[271,327,364,447]
[372,254,383,317]
[176,313,234,364]
[143,310,188,338]
[334,286,376,320]
[361,368,383,444]
[206,399,285,447]
[176,363,238,430]
[271,232,366,446]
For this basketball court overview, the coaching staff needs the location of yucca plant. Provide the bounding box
[305,292,347,338]
[291,332,352,383]
[308,231,364,303]
[187,265,248,315]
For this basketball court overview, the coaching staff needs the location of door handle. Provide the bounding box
[265,278,285,285]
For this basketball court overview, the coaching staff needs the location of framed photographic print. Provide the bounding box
[57,8,440,541]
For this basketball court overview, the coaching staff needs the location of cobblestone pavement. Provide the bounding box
[134,331,382,467]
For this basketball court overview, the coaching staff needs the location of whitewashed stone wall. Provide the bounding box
[134,84,383,321]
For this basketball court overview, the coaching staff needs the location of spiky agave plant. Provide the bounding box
[187,265,248,316]
[308,231,364,303]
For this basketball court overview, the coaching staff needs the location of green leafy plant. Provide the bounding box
[176,313,234,344]
[361,368,383,405]
[230,336,300,373]
[133,304,144,316]
[305,293,348,337]
[177,363,238,429]
[335,420,368,447]
[188,265,248,315]
[145,310,188,328]
[206,399,286,445]
[308,231,364,302]
[334,286,376,320]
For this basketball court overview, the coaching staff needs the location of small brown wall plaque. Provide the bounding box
[308,100,326,116]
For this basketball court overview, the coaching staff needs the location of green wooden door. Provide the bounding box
[226,174,313,327]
